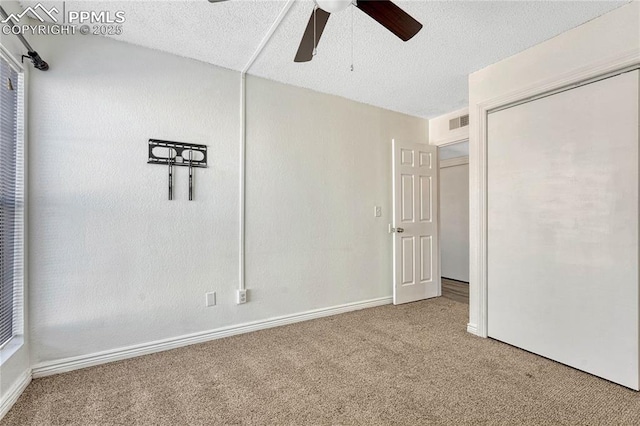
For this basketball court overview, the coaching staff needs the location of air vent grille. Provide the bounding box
[449,114,469,130]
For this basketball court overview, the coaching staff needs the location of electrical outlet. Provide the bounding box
[236,289,247,304]
[374,206,382,217]
[205,292,216,307]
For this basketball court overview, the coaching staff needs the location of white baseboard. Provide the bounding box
[0,369,32,420]
[467,323,480,336]
[32,296,392,378]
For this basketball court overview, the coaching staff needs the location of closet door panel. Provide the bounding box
[487,70,639,389]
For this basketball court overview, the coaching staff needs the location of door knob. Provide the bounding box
[388,224,406,234]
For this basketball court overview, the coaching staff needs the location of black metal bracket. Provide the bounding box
[147,139,207,168]
[21,51,49,71]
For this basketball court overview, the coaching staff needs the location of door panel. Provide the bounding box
[419,176,432,221]
[420,236,432,282]
[401,175,414,221]
[487,70,639,390]
[401,237,415,285]
[393,140,439,304]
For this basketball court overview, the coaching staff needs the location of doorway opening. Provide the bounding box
[438,141,469,304]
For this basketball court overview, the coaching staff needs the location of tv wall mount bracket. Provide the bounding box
[147,139,208,201]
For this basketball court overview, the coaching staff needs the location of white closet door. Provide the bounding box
[487,70,639,390]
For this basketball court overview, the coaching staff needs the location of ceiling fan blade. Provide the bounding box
[355,0,422,41]
[294,8,331,63]
[208,0,231,2]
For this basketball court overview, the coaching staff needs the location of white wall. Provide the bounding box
[468,1,640,335]
[0,0,31,411]
[428,107,469,147]
[439,162,469,282]
[432,111,469,283]
[246,77,426,313]
[27,32,427,364]
[28,33,239,362]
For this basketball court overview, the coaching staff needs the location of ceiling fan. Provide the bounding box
[208,0,423,63]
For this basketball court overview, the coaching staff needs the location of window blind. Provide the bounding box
[0,53,23,348]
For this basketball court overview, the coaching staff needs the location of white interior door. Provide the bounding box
[487,70,639,390]
[392,140,439,305]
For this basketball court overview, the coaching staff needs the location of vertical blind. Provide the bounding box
[0,53,23,347]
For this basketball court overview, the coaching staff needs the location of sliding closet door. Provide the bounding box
[487,70,639,390]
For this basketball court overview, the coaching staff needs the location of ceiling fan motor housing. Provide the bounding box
[315,0,352,13]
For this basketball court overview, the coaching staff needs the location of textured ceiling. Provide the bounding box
[21,0,286,70]
[22,1,629,117]
[253,0,628,117]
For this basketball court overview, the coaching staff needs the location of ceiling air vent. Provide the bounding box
[449,114,469,130]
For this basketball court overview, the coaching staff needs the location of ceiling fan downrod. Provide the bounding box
[313,6,318,56]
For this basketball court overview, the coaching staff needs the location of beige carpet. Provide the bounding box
[3,297,640,425]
